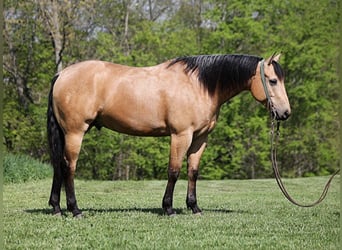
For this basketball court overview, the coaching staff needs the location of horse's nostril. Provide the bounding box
[283,110,290,119]
[276,110,290,121]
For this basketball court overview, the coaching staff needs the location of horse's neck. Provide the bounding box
[216,80,250,106]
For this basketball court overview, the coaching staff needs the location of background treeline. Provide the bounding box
[3,0,339,180]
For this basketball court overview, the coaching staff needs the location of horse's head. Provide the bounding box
[250,54,291,120]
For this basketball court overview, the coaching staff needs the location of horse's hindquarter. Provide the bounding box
[53,60,218,136]
[52,61,108,133]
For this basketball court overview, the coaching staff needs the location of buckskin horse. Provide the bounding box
[47,53,290,217]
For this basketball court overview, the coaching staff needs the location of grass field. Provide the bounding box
[3,176,340,249]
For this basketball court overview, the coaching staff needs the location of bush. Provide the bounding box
[4,154,52,183]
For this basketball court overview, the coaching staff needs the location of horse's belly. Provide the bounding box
[99,111,170,137]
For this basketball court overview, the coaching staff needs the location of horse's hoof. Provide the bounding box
[194,212,202,216]
[164,207,176,216]
[53,212,62,217]
[74,213,83,219]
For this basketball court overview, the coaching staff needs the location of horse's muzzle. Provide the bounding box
[275,110,291,121]
[264,101,291,121]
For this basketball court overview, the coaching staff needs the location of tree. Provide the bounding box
[3,0,37,110]
[264,0,339,177]
[3,0,339,180]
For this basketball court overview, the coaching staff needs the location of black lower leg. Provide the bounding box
[65,187,81,217]
[186,169,202,214]
[162,169,179,215]
[186,192,202,214]
[49,168,63,215]
[64,168,82,217]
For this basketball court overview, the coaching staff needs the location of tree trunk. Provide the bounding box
[39,0,65,73]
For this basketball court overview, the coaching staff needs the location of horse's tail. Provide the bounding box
[47,74,65,172]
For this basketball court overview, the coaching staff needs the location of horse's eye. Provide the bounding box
[269,79,277,86]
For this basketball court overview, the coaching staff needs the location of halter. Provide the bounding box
[259,59,277,118]
[259,59,270,102]
[260,59,339,207]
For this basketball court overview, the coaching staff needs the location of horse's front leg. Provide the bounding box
[186,134,208,215]
[162,132,192,216]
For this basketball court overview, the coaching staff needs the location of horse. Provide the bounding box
[47,53,290,217]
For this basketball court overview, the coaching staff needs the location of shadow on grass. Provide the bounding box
[25,207,247,216]
[204,208,247,214]
[25,207,177,216]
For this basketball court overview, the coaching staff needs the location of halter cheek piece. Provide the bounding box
[259,59,277,119]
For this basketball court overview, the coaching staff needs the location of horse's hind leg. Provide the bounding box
[64,132,84,217]
[186,134,208,215]
[49,162,65,215]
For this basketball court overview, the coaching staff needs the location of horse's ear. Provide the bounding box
[272,53,281,62]
[267,53,281,65]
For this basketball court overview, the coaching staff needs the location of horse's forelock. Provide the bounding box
[272,61,285,81]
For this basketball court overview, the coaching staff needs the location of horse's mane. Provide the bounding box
[168,54,284,95]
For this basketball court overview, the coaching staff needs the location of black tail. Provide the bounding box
[47,74,68,213]
[47,74,65,175]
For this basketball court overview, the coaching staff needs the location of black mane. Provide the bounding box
[168,54,268,95]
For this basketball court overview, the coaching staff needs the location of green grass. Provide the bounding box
[4,153,52,183]
[3,177,340,249]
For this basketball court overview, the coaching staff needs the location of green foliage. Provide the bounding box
[3,178,340,249]
[77,128,170,180]
[4,153,52,183]
[3,0,339,180]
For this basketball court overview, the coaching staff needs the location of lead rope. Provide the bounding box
[270,119,340,207]
[260,59,340,207]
